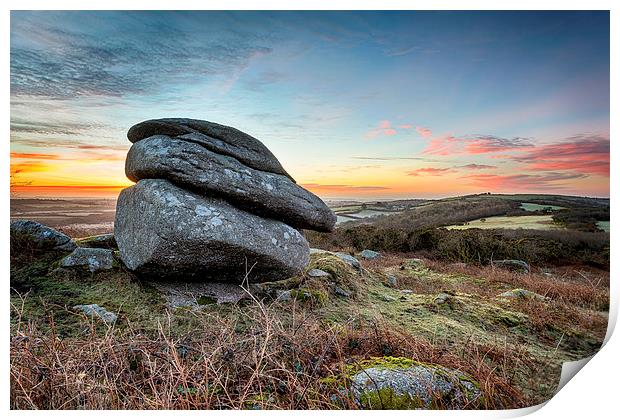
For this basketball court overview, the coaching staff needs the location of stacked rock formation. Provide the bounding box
[115,118,336,283]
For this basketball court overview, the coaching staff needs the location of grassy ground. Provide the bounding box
[10,235,608,409]
[445,215,562,230]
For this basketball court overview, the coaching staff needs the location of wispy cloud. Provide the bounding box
[407,167,456,176]
[422,134,533,156]
[461,172,587,190]
[510,134,609,177]
[11,152,60,160]
[10,118,107,135]
[300,183,390,192]
[366,120,397,138]
[415,126,433,138]
[11,11,273,99]
[242,70,288,91]
[352,156,426,161]
[456,163,497,170]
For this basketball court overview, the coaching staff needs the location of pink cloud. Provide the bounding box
[407,167,456,176]
[512,135,609,177]
[416,126,433,138]
[457,164,497,170]
[300,183,390,192]
[461,172,586,190]
[421,135,462,155]
[398,124,413,129]
[422,134,532,156]
[366,120,398,138]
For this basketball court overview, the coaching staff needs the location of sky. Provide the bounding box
[10,11,610,200]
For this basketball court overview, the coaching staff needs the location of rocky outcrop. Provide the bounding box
[125,135,335,231]
[116,118,337,283]
[10,220,76,251]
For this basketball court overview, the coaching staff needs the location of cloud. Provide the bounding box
[422,134,533,156]
[461,172,587,190]
[10,161,51,174]
[463,135,534,154]
[10,135,129,152]
[366,120,398,138]
[415,126,433,138]
[242,70,288,91]
[510,134,609,177]
[352,156,426,161]
[384,45,418,56]
[11,152,60,160]
[407,167,456,176]
[10,118,107,136]
[10,11,273,99]
[300,183,391,192]
[456,164,497,170]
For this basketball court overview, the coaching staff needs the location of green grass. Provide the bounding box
[445,215,563,231]
[596,221,610,232]
[520,203,565,212]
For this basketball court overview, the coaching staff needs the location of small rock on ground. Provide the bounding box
[307,268,331,278]
[499,288,546,300]
[494,259,530,273]
[348,361,481,409]
[359,249,380,260]
[73,304,117,323]
[60,247,114,272]
[387,275,397,287]
[334,252,361,270]
[400,258,425,270]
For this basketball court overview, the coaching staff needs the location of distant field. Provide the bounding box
[445,214,562,231]
[10,198,116,237]
[520,202,565,211]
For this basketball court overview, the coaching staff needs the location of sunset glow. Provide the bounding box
[10,11,610,200]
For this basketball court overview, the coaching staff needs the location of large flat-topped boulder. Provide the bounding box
[115,179,310,282]
[127,118,294,181]
[126,135,336,232]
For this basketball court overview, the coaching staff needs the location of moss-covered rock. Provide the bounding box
[337,357,482,409]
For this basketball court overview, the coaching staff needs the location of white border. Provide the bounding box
[3,2,617,419]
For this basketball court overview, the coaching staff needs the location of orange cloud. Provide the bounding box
[10,161,50,173]
[11,152,61,160]
[301,183,390,193]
